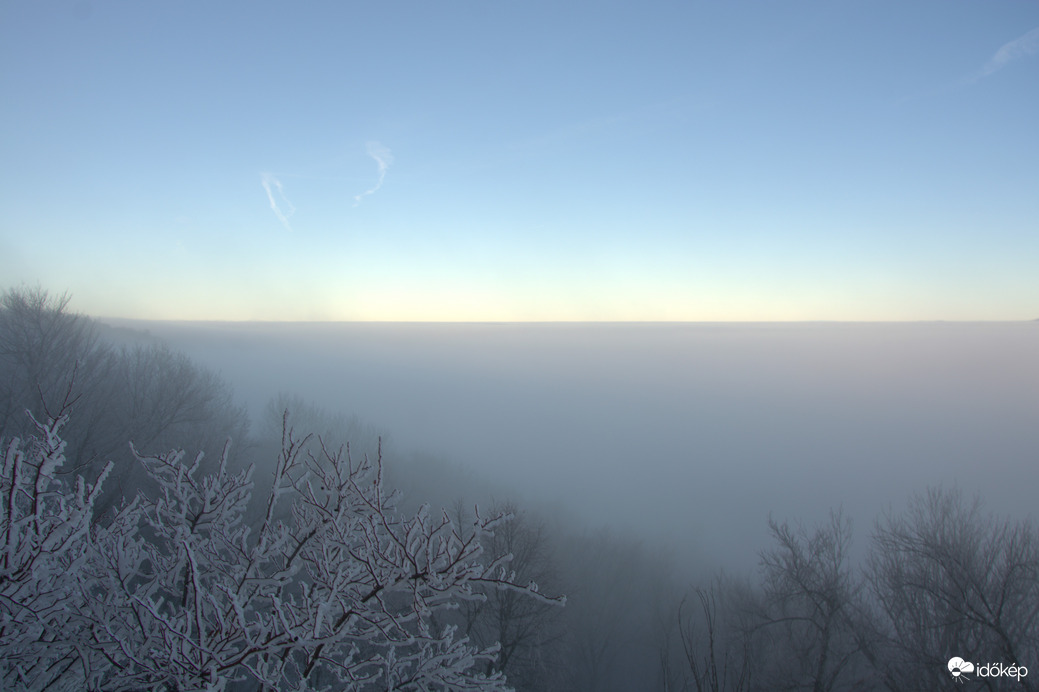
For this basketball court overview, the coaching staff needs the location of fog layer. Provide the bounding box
[103,320,1039,571]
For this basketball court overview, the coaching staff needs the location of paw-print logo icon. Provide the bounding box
[948,657,975,682]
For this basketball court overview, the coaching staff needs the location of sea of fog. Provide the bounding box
[101,320,1039,573]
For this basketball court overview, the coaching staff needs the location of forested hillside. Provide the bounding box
[1,288,1035,691]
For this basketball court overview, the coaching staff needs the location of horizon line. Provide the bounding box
[96,316,1039,326]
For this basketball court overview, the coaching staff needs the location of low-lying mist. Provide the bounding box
[102,319,1039,573]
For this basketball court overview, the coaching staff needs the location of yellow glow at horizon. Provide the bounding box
[72,280,1023,323]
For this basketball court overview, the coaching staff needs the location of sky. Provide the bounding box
[1,0,1037,321]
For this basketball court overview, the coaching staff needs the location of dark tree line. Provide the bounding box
[0,287,249,513]
[659,498,1038,692]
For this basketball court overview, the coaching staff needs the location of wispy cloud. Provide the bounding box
[974,26,1039,80]
[353,141,394,206]
[261,173,295,232]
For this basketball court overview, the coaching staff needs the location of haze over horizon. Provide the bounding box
[93,315,1039,324]
[97,317,1039,573]
[2,1,1037,322]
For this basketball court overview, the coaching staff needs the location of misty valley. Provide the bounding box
[2,288,1037,691]
[5,0,1038,688]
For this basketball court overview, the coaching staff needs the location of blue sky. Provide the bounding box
[1,1,1037,321]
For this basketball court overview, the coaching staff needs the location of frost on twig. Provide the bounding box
[0,414,112,691]
[0,413,562,691]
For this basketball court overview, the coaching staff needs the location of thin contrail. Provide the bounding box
[973,26,1039,80]
[354,141,394,206]
[261,172,295,232]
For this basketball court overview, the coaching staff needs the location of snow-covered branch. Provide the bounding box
[0,414,562,691]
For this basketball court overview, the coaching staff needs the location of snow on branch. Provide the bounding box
[0,414,562,691]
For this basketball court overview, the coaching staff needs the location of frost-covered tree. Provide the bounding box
[1,413,563,691]
[0,412,112,690]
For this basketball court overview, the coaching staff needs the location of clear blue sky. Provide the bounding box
[2,1,1037,321]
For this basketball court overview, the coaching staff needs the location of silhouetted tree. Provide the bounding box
[658,576,754,692]
[866,488,1039,692]
[742,511,873,692]
[559,530,666,692]
[0,287,110,440]
[0,286,248,512]
[456,502,566,690]
[260,392,384,460]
